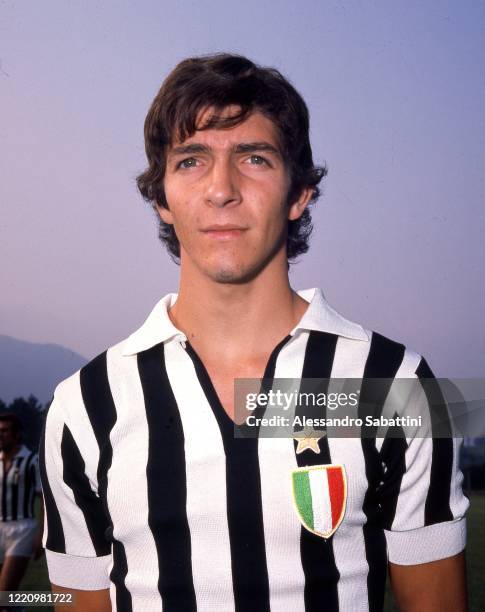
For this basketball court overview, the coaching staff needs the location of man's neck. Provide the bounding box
[168,268,309,365]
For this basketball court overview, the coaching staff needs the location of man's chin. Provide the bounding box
[207,262,265,285]
[197,243,284,285]
[211,270,253,284]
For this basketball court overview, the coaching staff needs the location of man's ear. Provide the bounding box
[288,186,314,221]
[156,201,174,225]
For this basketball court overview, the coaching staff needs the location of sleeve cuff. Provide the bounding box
[384,517,466,565]
[46,549,111,590]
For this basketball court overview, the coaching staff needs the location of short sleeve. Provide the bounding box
[378,361,469,565]
[39,386,112,589]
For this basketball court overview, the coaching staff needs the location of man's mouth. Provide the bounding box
[201,225,248,240]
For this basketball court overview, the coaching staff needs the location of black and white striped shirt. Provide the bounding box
[1,444,41,521]
[39,288,468,611]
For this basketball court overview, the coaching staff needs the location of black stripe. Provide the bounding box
[185,335,290,612]
[416,358,454,524]
[378,427,407,529]
[360,332,405,612]
[295,331,340,612]
[10,457,22,521]
[80,352,131,611]
[137,344,196,612]
[23,452,35,519]
[29,464,36,518]
[262,335,291,380]
[112,540,129,606]
[39,415,65,553]
[61,425,111,555]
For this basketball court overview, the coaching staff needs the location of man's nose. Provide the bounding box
[205,158,241,208]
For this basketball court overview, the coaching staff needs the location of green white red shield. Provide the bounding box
[291,464,347,538]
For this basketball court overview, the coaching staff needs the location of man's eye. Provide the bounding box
[248,155,267,165]
[177,157,198,169]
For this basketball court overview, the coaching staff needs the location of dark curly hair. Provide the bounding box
[0,413,22,435]
[136,52,327,265]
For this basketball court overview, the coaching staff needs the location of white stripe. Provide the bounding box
[61,374,101,493]
[20,452,36,520]
[259,332,307,612]
[449,438,469,519]
[375,349,422,452]
[391,382,433,530]
[309,468,332,535]
[164,340,235,612]
[328,335,371,612]
[106,341,162,612]
[375,349,421,451]
[43,381,97,556]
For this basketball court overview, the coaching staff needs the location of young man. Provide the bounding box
[40,54,469,611]
[0,414,43,610]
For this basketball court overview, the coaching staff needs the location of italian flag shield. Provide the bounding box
[291,465,347,539]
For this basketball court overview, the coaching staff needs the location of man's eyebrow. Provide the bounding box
[167,141,282,157]
[168,143,211,157]
[233,142,281,156]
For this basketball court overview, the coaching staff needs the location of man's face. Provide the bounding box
[0,422,18,452]
[160,107,311,284]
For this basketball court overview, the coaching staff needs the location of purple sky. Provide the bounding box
[1,1,484,376]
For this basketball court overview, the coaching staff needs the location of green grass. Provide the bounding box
[465,493,485,612]
[19,553,52,612]
[20,494,485,611]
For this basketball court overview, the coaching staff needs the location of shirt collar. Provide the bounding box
[122,287,369,356]
[290,288,370,341]
[122,293,183,356]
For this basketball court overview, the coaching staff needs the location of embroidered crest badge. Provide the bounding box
[291,464,347,539]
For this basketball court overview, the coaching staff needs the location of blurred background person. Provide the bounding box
[0,414,43,611]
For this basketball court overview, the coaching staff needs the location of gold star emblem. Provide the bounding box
[294,428,325,454]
